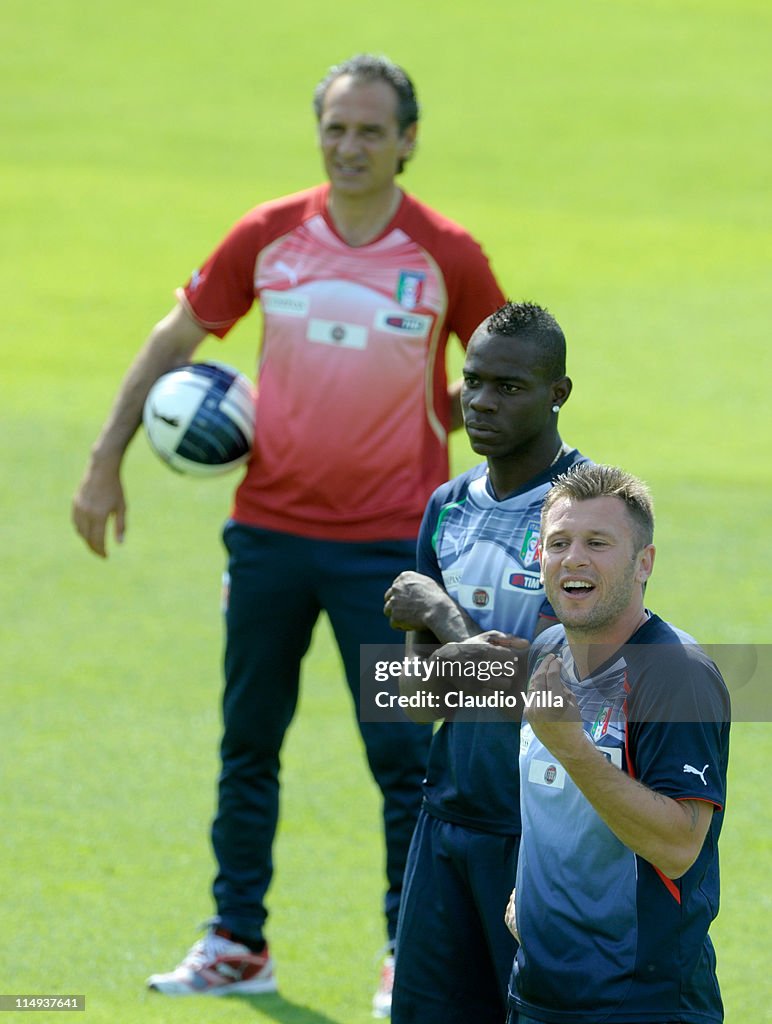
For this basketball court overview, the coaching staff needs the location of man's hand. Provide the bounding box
[71,303,207,559]
[504,888,520,942]
[431,631,530,708]
[524,653,583,757]
[433,631,528,672]
[72,455,126,558]
[524,656,716,879]
[384,571,454,633]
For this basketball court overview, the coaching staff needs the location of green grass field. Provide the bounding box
[2,0,770,1020]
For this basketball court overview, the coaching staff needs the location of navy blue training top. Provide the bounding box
[511,615,730,1023]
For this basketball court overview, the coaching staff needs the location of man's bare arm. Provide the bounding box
[527,655,715,879]
[72,304,208,557]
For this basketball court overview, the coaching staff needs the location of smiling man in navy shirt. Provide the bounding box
[505,463,730,1024]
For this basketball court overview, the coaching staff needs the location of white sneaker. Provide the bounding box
[147,928,277,996]
[372,952,395,1018]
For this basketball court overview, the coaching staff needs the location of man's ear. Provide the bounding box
[399,122,418,162]
[636,544,656,584]
[551,376,572,411]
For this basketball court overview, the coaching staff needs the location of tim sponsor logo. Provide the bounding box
[387,315,424,332]
[375,310,432,338]
[506,570,542,592]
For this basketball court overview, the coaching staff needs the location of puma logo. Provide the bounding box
[683,763,709,786]
[275,260,299,287]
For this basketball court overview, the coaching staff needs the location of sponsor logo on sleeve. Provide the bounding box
[683,763,709,785]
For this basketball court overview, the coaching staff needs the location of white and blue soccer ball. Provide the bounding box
[143,361,255,476]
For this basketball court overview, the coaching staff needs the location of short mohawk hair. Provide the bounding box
[484,301,567,380]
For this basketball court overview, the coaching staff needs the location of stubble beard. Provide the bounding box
[547,559,640,639]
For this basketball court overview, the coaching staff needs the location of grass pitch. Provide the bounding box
[2,0,770,1020]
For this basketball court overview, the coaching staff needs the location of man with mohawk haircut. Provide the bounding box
[384,300,587,1024]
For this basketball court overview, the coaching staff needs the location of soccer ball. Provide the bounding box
[143,361,256,476]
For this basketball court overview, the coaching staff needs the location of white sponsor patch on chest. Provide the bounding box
[374,310,433,338]
[597,746,624,769]
[457,584,495,611]
[307,319,368,349]
[528,758,567,790]
[262,290,310,317]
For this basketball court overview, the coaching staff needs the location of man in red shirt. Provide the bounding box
[72,53,504,1012]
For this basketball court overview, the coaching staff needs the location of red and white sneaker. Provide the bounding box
[147,928,277,996]
[372,951,395,1018]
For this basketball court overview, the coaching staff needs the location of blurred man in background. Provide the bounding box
[73,53,504,1014]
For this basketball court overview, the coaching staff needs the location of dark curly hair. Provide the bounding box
[484,301,567,381]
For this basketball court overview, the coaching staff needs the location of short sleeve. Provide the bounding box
[627,646,730,809]
[416,492,443,583]
[178,216,263,337]
[445,236,506,345]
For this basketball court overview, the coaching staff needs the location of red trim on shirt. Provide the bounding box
[653,868,682,904]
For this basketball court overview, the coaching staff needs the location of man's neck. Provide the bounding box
[566,607,650,678]
[326,185,403,247]
[487,434,566,499]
